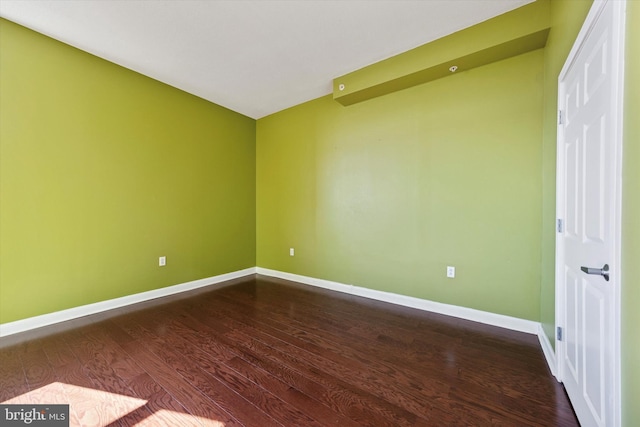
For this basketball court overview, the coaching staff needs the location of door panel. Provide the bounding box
[566,137,579,237]
[584,115,606,243]
[583,280,605,423]
[565,269,579,379]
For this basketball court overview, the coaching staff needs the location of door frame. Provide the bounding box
[555,0,625,425]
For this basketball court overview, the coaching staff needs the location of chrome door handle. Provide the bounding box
[580,264,609,281]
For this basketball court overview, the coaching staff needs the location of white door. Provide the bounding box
[556,1,625,426]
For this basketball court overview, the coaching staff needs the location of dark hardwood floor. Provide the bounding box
[0,275,579,426]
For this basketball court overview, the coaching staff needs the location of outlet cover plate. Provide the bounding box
[447,266,455,278]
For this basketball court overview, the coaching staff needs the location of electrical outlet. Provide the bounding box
[290,248,295,256]
[447,266,455,278]
[159,256,166,267]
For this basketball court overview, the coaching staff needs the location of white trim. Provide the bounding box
[537,324,558,379]
[257,267,539,335]
[554,18,568,385]
[2,265,555,374]
[610,4,625,427]
[0,267,257,338]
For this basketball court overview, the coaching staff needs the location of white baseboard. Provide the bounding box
[0,267,257,338]
[2,266,556,378]
[537,324,558,379]
[256,267,540,335]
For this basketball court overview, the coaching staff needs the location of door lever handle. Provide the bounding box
[580,264,609,281]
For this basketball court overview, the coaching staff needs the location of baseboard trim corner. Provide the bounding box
[537,323,558,379]
[0,267,257,338]
[256,267,540,335]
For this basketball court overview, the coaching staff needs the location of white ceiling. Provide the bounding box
[0,0,533,119]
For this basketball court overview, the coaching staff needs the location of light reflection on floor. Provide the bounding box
[3,382,225,426]
[143,409,225,427]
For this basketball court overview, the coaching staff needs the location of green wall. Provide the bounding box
[0,19,256,324]
[257,50,544,321]
[539,0,593,347]
[622,1,640,424]
[1,1,638,423]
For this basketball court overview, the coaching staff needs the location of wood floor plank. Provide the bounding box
[131,305,346,427]
[168,282,568,426]
[0,275,579,426]
[149,292,430,425]
[215,278,548,397]
[118,339,242,427]
[51,349,134,426]
[62,328,153,427]
[188,291,447,423]
[144,309,369,427]
[220,322,430,426]
[0,346,85,425]
[131,332,283,427]
[0,346,30,402]
[126,373,202,427]
[236,332,422,426]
